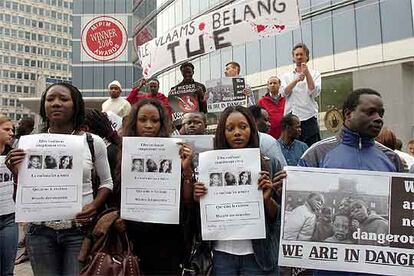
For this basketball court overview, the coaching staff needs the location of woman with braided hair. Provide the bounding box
[81,109,121,207]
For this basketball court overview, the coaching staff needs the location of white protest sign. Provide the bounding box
[279,166,414,276]
[0,156,15,216]
[138,0,300,77]
[121,137,182,224]
[15,134,84,222]
[106,111,123,131]
[199,148,266,240]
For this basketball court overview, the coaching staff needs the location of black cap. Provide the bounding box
[180,62,194,71]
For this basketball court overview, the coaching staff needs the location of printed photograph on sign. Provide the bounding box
[28,155,42,169]
[131,158,144,172]
[81,15,128,62]
[283,172,390,245]
[59,156,73,169]
[209,172,223,187]
[44,155,58,169]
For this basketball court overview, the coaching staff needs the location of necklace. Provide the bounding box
[47,128,76,135]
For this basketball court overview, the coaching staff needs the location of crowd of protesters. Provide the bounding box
[0,42,411,276]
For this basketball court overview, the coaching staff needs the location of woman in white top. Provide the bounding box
[0,115,17,276]
[194,106,279,275]
[6,83,113,276]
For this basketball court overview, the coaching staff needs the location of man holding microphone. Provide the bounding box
[280,43,321,147]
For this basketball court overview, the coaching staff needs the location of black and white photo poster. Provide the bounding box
[15,134,84,222]
[121,137,182,224]
[206,77,246,113]
[279,167,414,276]
[199,148,265,240]
[0,156,14,216]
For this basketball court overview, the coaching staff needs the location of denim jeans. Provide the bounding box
[0,213,18,276]
[212,250,278,276]
[27,224,84,276]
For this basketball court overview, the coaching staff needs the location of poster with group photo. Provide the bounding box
[279,166,414,276]
[0,156,15,216]
[172,135,214,180]
[121,137,182,224]
[206,77,246,113]
[199,148,265,240]
[15,134,84,222]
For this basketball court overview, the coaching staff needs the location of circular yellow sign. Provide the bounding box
[324,108,343,133]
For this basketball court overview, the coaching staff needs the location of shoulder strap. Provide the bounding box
[86,133,99,198]
[86,133,95,163]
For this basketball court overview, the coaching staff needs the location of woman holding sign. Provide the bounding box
[5,83,113,276]
[0,115,16,276]
[121,98,195,275]
[194,106,280,275]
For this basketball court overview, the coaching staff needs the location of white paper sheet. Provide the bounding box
[199,148,266,240]
[15,134,84,222]
[121,137,182,224]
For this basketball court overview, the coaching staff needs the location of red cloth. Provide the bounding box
[258,94,286,139]
[126,88,173,116]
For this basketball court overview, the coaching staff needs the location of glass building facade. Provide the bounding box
[133,0,414,140]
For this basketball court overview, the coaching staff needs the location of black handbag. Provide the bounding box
[182,240,213,276]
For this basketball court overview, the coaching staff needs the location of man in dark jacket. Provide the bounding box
[298,88,402,276]
[299,88,403,172]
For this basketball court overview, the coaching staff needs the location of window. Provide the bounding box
[380,0,413,43]
[355,0,381,48]
[312,13,334,58]
[9,85,15,92]
[246,41,261,75]
[3,56,9,64]
[16,86,22,93]
[16,72,22,79]
[31,60,36,67]
[24,73,29,80]
[30,73,36,80]
[30,87,36,94]
[24,86,29,93]
[9,99,15,106]
[10,71,15,78]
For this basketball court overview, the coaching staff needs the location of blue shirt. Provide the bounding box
[278,138,308,166]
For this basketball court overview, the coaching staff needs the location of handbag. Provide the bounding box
[80,230,141,276]
[181,240,212,276]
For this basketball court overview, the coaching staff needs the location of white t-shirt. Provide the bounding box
[102,97,131,118]
[82,133,113,206]
[214,240,254,256]
[280,69,321,121]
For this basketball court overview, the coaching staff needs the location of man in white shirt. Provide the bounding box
[102,80,131,118]
[280,43,321,147]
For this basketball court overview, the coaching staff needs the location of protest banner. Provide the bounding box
[206,77,246,113]
[279,166,414,276]
[121,137,182,224]
[138,0,300,77]
[198,148,266,240]
[0,156,15,216]
[173,135,214,180]
[15,134,84,222]
[168,82,205,126]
